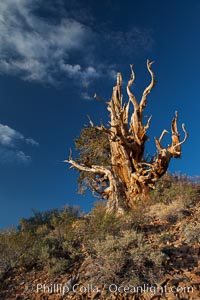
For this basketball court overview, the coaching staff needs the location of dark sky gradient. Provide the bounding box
[0,0,200,228]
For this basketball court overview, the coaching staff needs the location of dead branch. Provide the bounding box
[87,115,94,127]
[126,64,139,110]
[93,93,106,104]
[172,123,188,150]
[139,60,155,113]
[159,129,169,143]
[144,115,152,131]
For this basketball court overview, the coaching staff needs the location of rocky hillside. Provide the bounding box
[0,174,200,300]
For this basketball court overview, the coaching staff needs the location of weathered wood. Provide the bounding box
[66,61,188,213]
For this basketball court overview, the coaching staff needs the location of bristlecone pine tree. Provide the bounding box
[66,60,188,214]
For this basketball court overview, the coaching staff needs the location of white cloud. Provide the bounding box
[0,0,95,84]
[0,0,153,88]
[16,150,31,164]
[0,123,38,164]
[0,124,24,146]
[0,148,30,164]
[60,64,82,77]
[25,138,39,146]
[82,92,93,100]
[81,67,99,87]
[60,63,100,87]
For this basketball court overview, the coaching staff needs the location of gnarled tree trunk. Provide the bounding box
[66,61,188,214]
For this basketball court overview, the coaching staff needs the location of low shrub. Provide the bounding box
[84,230,165,286]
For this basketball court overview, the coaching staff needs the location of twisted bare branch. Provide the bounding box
[172,123,188,151]
[144,115,152,131]
[159,129,169,143]
[140,60,155,113]
[126,64,139,109]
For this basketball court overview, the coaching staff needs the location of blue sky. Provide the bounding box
[0,0,200,228]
